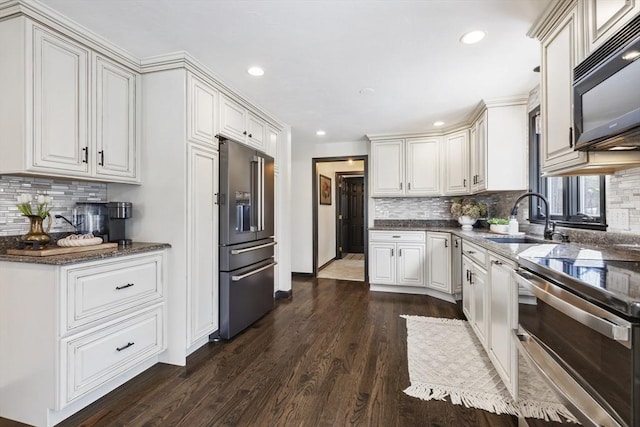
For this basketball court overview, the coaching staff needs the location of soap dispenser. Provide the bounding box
[508,215,519,235]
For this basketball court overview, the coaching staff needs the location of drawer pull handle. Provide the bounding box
[115,283,135,290]
[466,250,476,255]
[116,342,134,352]
[392,235,401,238]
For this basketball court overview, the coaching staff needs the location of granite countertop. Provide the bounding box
[370,224,640,263]
[0,242,171,265]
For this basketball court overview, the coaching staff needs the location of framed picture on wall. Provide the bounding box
[319,174,332,205]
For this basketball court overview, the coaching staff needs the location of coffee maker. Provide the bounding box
[107,202,132,247]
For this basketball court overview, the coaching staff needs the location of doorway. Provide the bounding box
[312,156,368,282]
[336,172,365,258]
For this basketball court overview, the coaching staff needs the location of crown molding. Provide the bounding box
[527,0,576,40]
[0,0,141,71]
[140,51,284,130]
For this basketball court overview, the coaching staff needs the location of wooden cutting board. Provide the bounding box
[7,243,118,257]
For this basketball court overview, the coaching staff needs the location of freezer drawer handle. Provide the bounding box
[231,241,277,255]
[232,262,277,281]
[514,269,631,346]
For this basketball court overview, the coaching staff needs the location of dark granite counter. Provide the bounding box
[0,242,171,265]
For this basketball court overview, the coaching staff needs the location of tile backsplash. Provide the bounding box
[0,175,106,236]
[374,191,528,222]
[607,166,640,234]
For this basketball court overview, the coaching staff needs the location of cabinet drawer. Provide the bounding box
[462,240,487,266]
[64,254,164,331]
[60,304,164,406]
[369,230,425,243]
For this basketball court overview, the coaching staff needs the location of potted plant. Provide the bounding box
[450,198,487,230]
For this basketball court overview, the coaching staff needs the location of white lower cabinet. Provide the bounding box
[369,231,425,288]
[0,251,167,427]
[426,232,452,293]
[488,253,518,398]
[462,240,489,349]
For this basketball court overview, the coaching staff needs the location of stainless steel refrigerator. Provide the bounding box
[217,138,276,339]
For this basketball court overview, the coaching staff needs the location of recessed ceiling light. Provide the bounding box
[247,66,264,76]
[460,30,486,44]
[316,130,326,136]
[433,121,445,127]
[622,50,640,61]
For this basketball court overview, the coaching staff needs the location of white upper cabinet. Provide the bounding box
[540,4,587,172]
[370,137,440,197]
[584,0,640,53]
[94,55,139,180]
[187,73,219,148]
[0,18,140,183]
[470,111,487,193]
[405,137,441,196]
[371,140,404,196]
[470,101,528,192]
[32,24,90,175]
[443,130,470,195]
[219,94,268,152]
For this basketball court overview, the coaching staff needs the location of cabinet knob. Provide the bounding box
[243,130,247,135]
[248,133,253,138]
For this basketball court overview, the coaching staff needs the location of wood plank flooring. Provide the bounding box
[1,276,558,426]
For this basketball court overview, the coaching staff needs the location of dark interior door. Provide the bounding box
[346,177,364,253]
[338,175,349,259]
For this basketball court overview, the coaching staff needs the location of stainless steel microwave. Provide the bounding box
[573,14,640,151]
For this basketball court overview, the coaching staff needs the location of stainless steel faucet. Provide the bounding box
[510,192,556,240]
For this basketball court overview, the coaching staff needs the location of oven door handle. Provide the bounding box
[231,262,276,281]
[514,269,631,347]
[516,330,623,427]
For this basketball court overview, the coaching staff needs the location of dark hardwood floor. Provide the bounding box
[1,276,560,426]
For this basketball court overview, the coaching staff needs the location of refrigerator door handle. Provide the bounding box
[231,262,277,281]
[250,156,259,232]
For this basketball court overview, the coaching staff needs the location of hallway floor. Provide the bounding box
[317,253,364,281]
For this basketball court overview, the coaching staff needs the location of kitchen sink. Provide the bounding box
[484,236,546,244]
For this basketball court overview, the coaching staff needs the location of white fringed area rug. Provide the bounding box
[401,315,579,423]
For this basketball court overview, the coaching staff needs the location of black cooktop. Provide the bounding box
[518,255,640,320]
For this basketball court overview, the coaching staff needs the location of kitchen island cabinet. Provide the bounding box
[0,250,167,427]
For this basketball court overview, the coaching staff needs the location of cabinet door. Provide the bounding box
[452,237,462,294]
[462,256,473,320]
[426,232,451,293]
[585,0,640,53]
[187,73,219,148]
[471,264,488,348]
[541,5,587,171]
[187,145,219,345]
[397,244,425,286]
[246,112,267,152]
[471,111,487,192]
[31,25,90,174]
[371,140,404,196]
[443,130,469,195]
[489,255,518,399]
[405,137,441,196]
[369,243,396,284]
[94,55,138,180]
[219,95,247,142]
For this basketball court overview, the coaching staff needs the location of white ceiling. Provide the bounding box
[42,0,551,144]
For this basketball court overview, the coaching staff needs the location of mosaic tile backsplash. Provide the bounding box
[0,175,106,236]
[374,191,528,222]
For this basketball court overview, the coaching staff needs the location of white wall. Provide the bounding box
[317,160,364,268]
[291,140,369,273]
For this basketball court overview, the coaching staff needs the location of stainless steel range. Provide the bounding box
[514,248,640,426]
